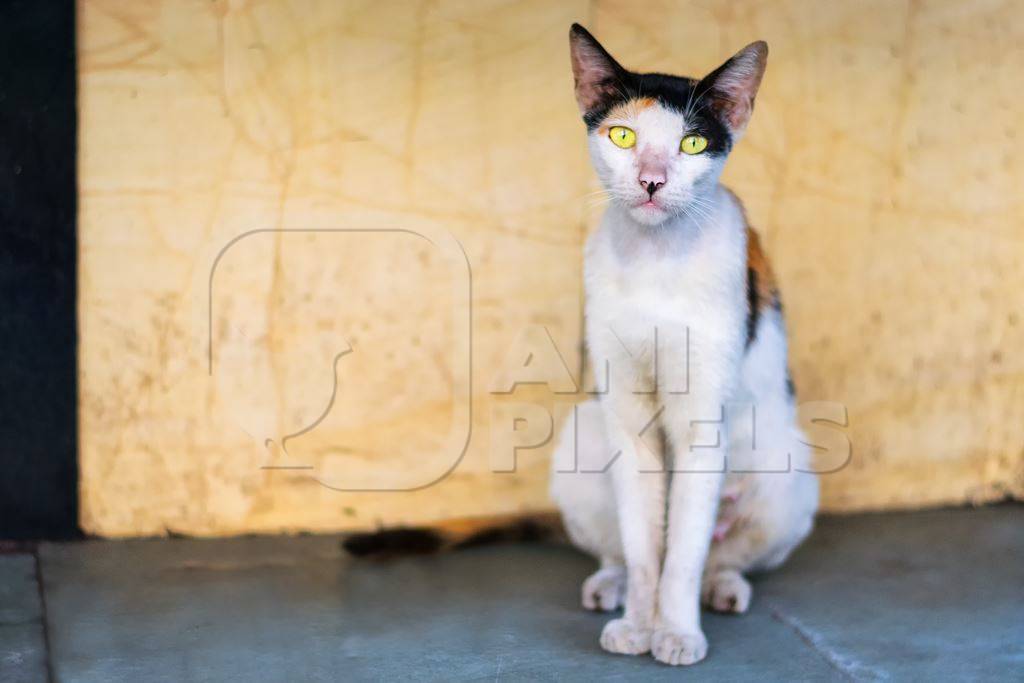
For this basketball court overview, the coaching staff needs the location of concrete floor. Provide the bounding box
[1,507,1021,682]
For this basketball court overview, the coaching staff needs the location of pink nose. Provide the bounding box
[639,170,666,197]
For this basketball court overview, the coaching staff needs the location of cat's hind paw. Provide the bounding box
[582,566,626,612]
[702,569,752,614]
[599,618,651,655]
[651,628,708,666]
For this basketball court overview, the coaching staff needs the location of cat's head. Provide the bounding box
[569,24,767,226]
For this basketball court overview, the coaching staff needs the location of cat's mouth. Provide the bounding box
[628,197,671,225]
[634,197,666,212]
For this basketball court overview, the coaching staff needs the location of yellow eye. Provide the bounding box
[680,134,708,155]
[608,126,636,149]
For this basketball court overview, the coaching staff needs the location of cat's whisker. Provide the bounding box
[682,81,699,121]
[686,210,711,232]
[683,82,714,124]
[688,199,715,218]
[611,79,632,103]
[681,199,716,233]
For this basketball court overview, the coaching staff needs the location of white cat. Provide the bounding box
[549,24,819,666]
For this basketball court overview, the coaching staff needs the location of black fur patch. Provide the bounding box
[569,23,735,156]
[785,369,796,399]
[746,266,761,347]
[341,528,445,558]
[583,70,733,156]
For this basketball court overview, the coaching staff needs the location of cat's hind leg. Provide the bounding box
[701,567,752,614]
[700,480,756,614]
[550,400,626,611]
[582,561,626,612]
[702,464,817,613]
[700,311,819,614]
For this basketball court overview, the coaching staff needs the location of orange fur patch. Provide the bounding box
[727,185,780,312]
[599,97,657,131]
[746,227,778,309]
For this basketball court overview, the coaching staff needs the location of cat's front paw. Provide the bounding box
[599,618,651,655]
[651,628,708,666]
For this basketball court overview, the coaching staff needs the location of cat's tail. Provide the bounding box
[341,511,565,559]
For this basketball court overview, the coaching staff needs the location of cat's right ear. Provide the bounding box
[696,41,768,137]
[569,24,624,115]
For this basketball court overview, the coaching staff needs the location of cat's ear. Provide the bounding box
[698,41,768,136]
[569,24,625,115]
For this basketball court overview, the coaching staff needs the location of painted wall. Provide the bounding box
[79,0,1023,536]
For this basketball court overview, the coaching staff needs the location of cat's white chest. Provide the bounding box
[583,201,747,380]
[597,264,695,346]
[587,227,735,332]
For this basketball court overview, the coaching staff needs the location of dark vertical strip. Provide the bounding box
[34,552,56,682]
[0,0,79,539]
[745,266,760,348]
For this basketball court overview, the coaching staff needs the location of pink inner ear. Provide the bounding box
[714,74,757,129]
[571,46,617,112]
[569,29,622,114]
[719,92,755,131]
[710,43,767,132]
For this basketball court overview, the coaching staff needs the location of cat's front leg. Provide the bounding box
[653,391,730,666]
[597,393,667,656]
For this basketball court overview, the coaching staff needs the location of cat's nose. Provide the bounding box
[639,173,666,197]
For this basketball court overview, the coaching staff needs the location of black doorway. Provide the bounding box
[0,0,78,539]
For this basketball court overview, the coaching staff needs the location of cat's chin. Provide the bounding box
[627,202,672,226]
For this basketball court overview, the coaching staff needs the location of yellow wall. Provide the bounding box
[79,0,1023,537]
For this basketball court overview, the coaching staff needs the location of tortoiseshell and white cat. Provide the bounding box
[341,23,818,668]
[549,25,818,665]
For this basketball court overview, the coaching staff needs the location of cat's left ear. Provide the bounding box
[698,41,768,136]
[569,24,626,115]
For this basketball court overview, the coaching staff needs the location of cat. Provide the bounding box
[341,22,818,669]
[548,25,818,666]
